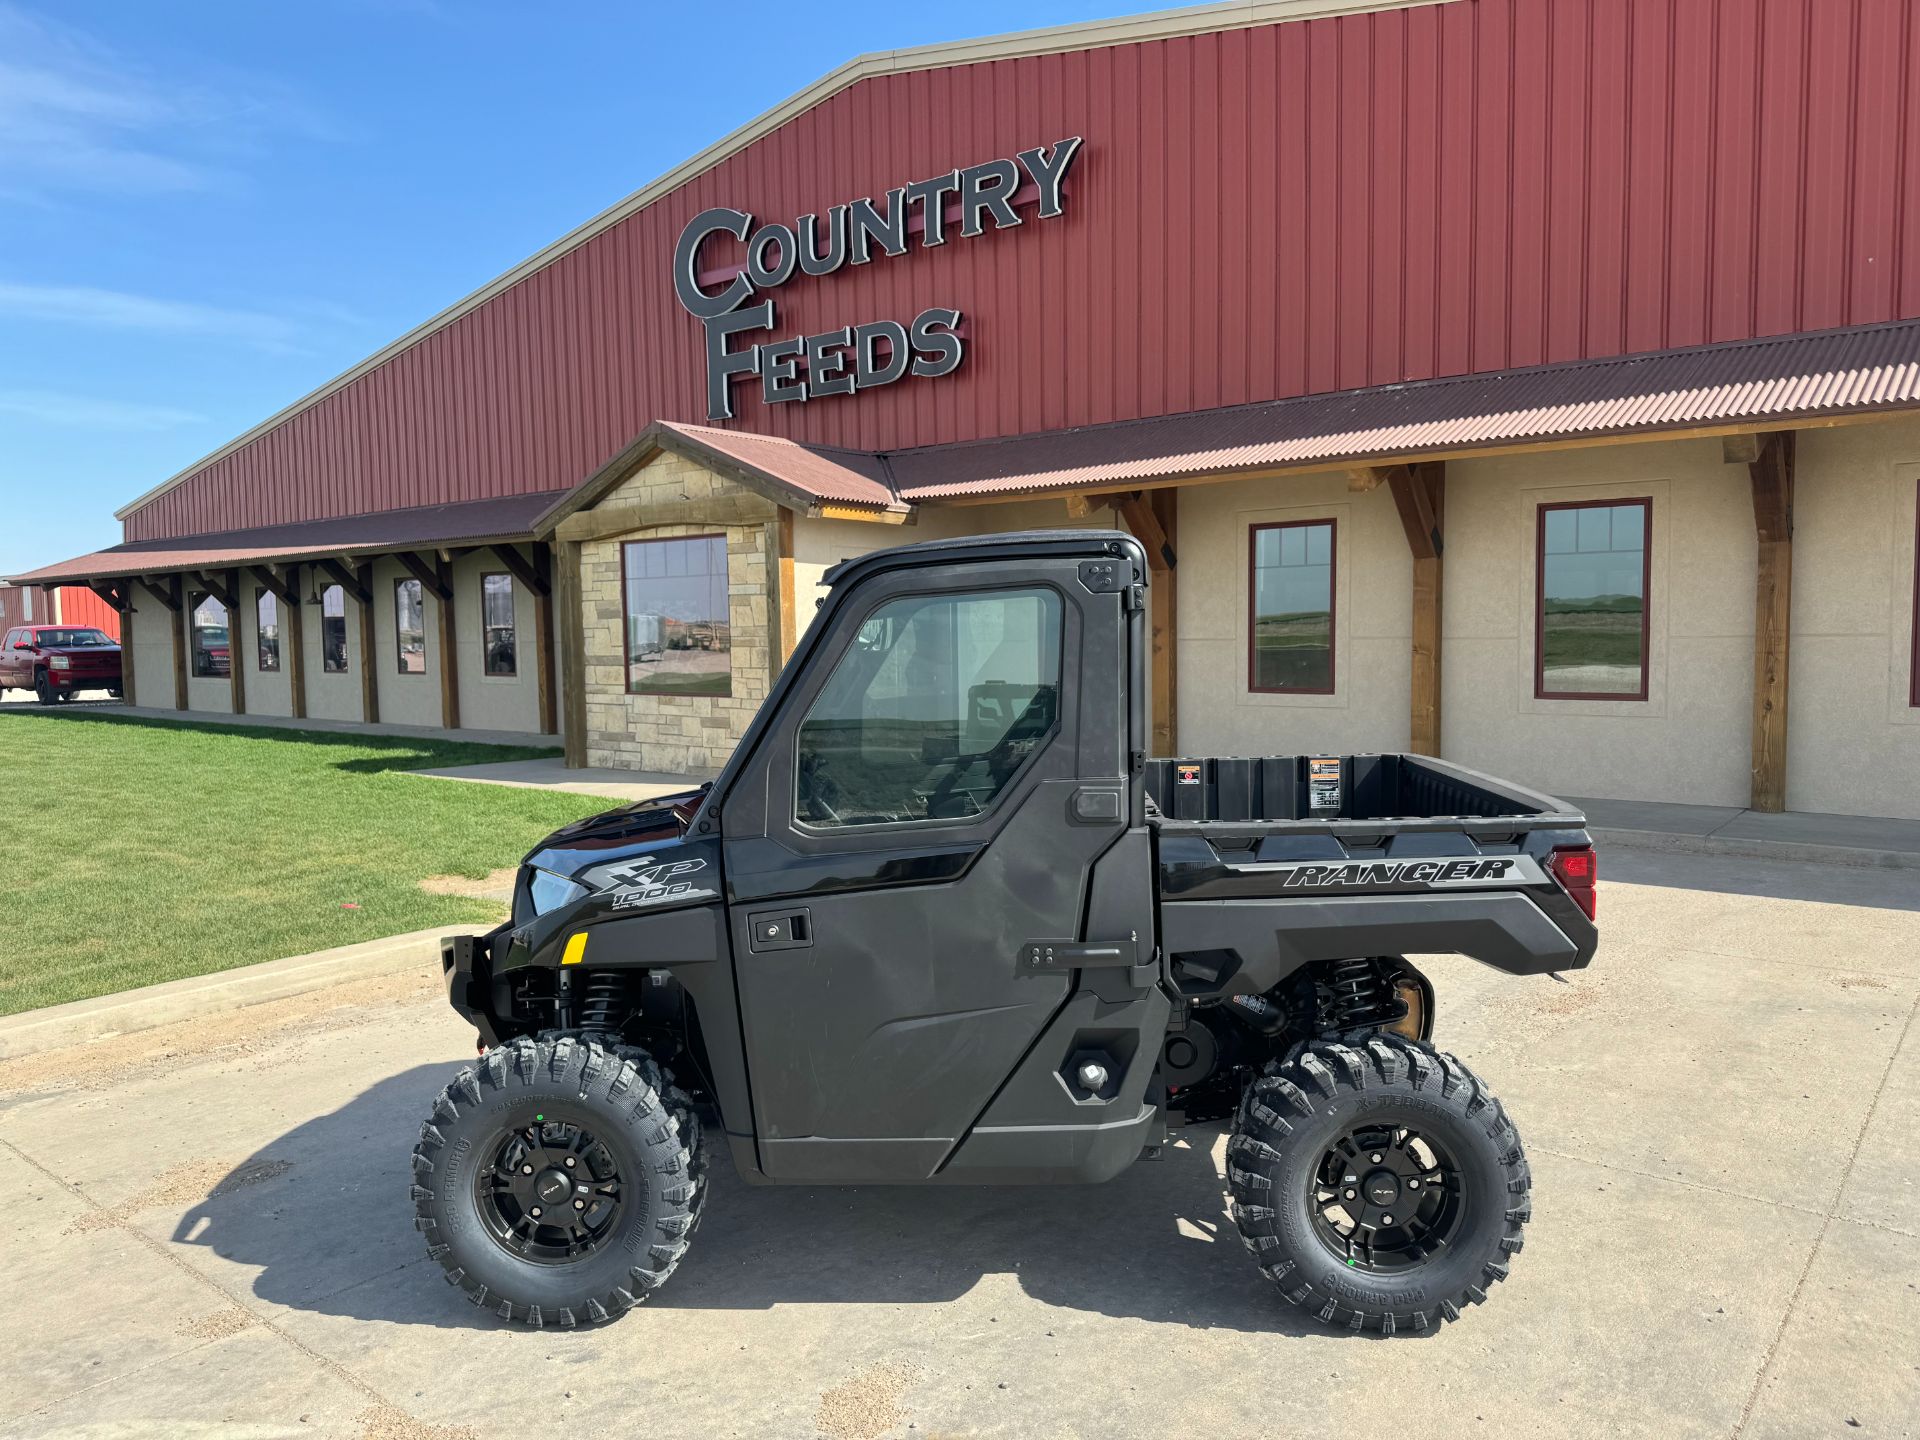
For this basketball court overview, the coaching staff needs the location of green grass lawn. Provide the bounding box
[0,711,613,1016]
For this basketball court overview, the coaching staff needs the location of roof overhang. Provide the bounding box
[7,491,568,588]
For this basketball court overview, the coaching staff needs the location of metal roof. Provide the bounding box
[886,319,1920,499]
[7,491,568,586]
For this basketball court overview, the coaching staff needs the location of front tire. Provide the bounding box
[412,1036,705,1326]
[34,671,60,705]
[1227,1034,1529,1334]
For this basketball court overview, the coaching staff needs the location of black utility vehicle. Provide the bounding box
[415,530,1598,1333]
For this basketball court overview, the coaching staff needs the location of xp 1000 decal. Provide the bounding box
[591,857,714,910]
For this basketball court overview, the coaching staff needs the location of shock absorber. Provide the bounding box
[578,971,629,1035]
[1320,958,1398,1031]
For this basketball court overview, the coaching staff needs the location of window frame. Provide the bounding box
[256,588,280,673]
[1534,496,1653,703]
[620,533,732,699]
[187,590,229,680]
[394,576,426,677]
[1246,517,1338,696]
[1910,478,1919,709]
[480,571,517,678]
[788,580,1068,836]
[319,583,348,674]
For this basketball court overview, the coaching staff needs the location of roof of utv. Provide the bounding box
[822,529,1144,590]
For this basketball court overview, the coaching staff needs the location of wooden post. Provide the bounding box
[436,553,460,731]
[273,565,307,721]
[223,568,246,716]
[356,561,380,725]
[1108,489,1179,758]
[556,540,587,767]
[776,508,798,667]
[1746,433,1794,812]
[1387,463,1446,757]
[168,575,187,710]
[531,543,557,738]
[86,581,135,705]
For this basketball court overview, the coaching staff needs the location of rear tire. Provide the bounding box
[412,1035,705,1326]
[1227,1034,1528,1334]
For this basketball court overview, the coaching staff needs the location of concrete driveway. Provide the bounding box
[1,849,1915,1439]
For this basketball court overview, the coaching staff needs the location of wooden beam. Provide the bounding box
[1748,433,1795,812]
[556,540,587,766]
[1063,492,1101,520]
[356,561,380,724]
[87,580,134,705]
[435,554,460,730]
[318,558,370,606]
[226,568,246,716]
[488,543,550,598]
[816,503,909,524]
[1347,464,1405,493]
[1402,463,1446,755]
[397,550,453,603]
[775,508,798,667]
[249,564,297,604]
[84,579,127,612]
[1149,489,1178,757]
[1722,433,1764,465]
[167,574,187,711]
[136,576,181,612]
[190,570,236,612]
[283,564,307,721]
[1114,491,1177,572]
[553,492,778,544]
[1386,465,1443,561]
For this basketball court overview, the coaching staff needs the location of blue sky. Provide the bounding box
[0,0,1133,576]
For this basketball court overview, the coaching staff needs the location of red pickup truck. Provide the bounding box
[1,624,123,704]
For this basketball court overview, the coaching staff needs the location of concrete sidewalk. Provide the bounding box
[0,845,1914,1438]
[1580,794,1920,869]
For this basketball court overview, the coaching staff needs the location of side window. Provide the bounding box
[1249,519,1336,693]
[321,584,348,673]
[189,592,230,678]
[1537,499,1651,700]
[795,587,1063,829]
[395,577,425,674]
[481,573,516,677]
[257,589,280,672]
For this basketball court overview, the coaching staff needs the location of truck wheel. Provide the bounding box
[411,1035,704,1326]
[34,671,60,705]
[1227,1034,1528,1334]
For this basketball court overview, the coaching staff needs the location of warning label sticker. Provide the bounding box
[1175,762,1202,786]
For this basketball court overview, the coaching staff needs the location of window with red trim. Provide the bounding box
[1536,499,1651,701]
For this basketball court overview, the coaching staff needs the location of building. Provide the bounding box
[12,0,1920,818]
[0,582,120,639]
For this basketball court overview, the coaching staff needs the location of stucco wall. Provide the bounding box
[242,581,294,718]
[181,585,235,715]
[1787,419,1920,818]
[128,590,174,706]
[369,555,441,728]
[450,550,545,735]
[303,575,365,723]
[1175,471,1413,758]
[579,452,777,775]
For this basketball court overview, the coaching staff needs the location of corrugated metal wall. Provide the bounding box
[129,0,1920,541]
[0,585,121,638]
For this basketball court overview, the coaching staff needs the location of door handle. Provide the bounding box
[747,907,812,952]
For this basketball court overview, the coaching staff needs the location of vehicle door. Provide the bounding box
[721,551,1135,1181]
[1,629,18,687]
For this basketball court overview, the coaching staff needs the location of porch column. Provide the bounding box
[1358,462,1446,756]
[1733,432,1794,812]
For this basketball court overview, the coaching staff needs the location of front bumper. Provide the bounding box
[442,923,509,1046]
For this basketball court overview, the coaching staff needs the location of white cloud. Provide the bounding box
[0,4,342,201]
[0,280,304,349]
[0,389,208,430]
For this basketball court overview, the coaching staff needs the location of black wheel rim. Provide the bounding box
[473,1117,626,1265]
[1308,1119,1466,1273]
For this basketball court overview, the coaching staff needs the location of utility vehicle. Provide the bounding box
[414,529,1598,1333]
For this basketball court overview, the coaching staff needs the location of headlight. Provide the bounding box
[527,868,589,916]
[49,655,70,670]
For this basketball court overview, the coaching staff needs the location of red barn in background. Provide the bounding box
[0,583,120,640]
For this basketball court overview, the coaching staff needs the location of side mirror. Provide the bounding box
[12,640,29,650]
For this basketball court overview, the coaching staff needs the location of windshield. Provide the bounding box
[35,628,114,647]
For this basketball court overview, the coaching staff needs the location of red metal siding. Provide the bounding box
[130,0,1920,542]
[0,586,120,638]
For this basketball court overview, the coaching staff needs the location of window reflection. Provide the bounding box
[1250,520,1335,693]
[622,535,731,696]
[1538,500,1649,698]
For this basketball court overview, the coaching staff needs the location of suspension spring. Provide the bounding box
[1320,958,1398,1031]
[578,972,628,1034]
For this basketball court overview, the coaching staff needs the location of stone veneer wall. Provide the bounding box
[578,451,776,774]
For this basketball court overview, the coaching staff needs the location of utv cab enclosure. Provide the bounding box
[416,529,1598,1334]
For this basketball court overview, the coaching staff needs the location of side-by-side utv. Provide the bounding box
[412,529,1598,1333]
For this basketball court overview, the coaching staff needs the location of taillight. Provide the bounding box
[1550,845,1597,920]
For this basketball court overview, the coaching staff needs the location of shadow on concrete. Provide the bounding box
[1603,845,1920,913]
[174,1064,1364,1339]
